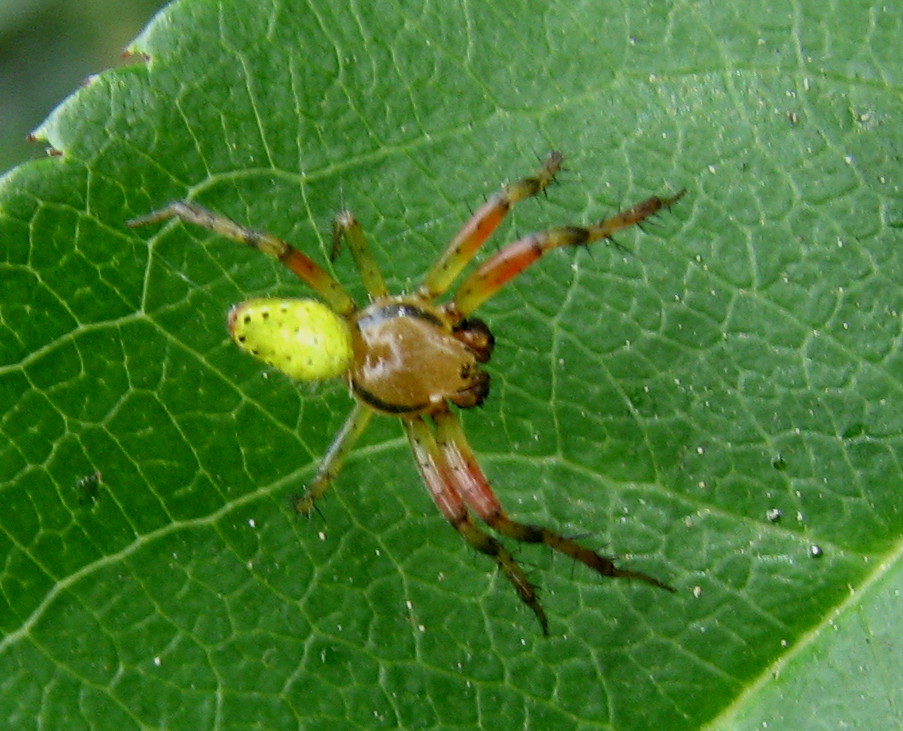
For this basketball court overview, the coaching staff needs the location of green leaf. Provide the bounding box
[2,0,901,728]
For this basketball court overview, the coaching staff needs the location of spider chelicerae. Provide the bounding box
[128,152,683,634]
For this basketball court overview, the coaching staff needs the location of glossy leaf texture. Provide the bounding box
[1,1,901,728]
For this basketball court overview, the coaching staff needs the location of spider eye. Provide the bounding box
[228,298,352,381]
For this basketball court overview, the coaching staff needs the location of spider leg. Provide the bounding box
[332,210,388,300]
[433,409,675,593]
[292,402,374,515]
[404,415,549,635]
[448,189,686,319]
[419,151,563,299]
[128,201,356,315]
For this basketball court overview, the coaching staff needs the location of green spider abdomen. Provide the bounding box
[228,297,353,381]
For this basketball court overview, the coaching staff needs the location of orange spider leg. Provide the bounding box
[404,415,549,634]
[128,201,357,316]
[332,211,388,300]
[419,152,563,299]
[292,402,374,515]
[448,189,686,319]
[434,409,675,593]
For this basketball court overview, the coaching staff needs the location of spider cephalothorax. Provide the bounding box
[129,152,684,634]
[348,300,494,414]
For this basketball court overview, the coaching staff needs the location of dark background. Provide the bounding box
[0,0,163,170]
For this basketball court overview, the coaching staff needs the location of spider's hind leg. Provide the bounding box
[292,402,373,515]
[331,210,388,300]
[128,201,357,315]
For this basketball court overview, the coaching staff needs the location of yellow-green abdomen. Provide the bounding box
[228,297,353,381]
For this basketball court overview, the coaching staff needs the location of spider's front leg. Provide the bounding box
[404,415,550,634]
[448,188,686,319]
[419,151,563,299]
[434,409,675,593]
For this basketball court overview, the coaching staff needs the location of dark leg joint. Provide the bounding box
[453,317,495,363]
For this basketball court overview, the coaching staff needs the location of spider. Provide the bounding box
[128,152,683,634]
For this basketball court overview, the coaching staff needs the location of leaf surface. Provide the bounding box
[1,1,901,728]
